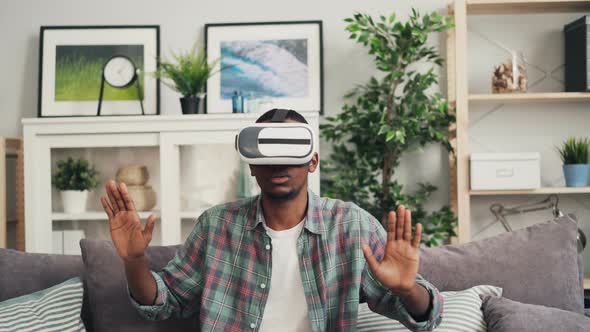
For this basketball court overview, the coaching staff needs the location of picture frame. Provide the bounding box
[205,21,323,114]
[38,25,160,117]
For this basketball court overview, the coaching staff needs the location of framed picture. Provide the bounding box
[205,21,323,114]
[38,25,160,117]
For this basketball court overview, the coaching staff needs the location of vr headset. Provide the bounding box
[235,109,316,165]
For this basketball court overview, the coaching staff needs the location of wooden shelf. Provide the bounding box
[470,187,590,195]
[469,92,590,103]
[52,210,159,221]
[467,0,590,15]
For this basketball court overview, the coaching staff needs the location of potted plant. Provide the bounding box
[52,157,100,214]
[321,9,456,247]
[557,137,590,187]
[156,45,222,114]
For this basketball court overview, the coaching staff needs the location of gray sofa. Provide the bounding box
[0,214,585,331]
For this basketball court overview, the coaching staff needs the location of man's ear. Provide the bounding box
[308,152,319,173]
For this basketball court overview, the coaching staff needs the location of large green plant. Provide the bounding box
[321,9,457,247]
[557,137,589,165]
[52,157,100,191]
[156,45,222,98]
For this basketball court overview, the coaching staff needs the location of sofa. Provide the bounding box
[0,214,587,331]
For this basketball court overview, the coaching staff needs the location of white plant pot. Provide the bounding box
[60,190,88,214]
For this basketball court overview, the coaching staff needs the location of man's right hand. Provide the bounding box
[101,180,156,261]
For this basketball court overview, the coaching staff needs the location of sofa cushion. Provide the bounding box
[357,285,502,331]
[0,248,93,330]
[80,239,196,332]
[418,214,584,314]
[0,277,85,332]
[481,295,590,331]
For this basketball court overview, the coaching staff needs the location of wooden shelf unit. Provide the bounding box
[447,0,590,244]
[448,0,590,288]
[469,92,590,103]
[466,0,590,15]
[471,187,590,195]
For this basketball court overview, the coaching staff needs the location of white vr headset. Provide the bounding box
[235,110,316,165]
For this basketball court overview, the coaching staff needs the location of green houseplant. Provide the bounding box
[557,137,590,187]
[321,9,457,247]
[156,45,222,114]
[52,157,100,214]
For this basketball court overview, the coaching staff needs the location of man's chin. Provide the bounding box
[265,189,297,201]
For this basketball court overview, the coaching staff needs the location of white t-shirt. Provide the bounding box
[260,219,313,332]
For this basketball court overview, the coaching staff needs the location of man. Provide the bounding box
[100,109,443,331]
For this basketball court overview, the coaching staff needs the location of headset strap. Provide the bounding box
[271,109,290,122]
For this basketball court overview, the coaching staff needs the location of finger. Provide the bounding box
[119,182,136,212]
[106,180,120,214]
[142,214,156,243]
[110,181,128,212]
[403,208,412,241]
[387,211,396,243]
[412,223,423,248]
[396,205,405,240]
[362,245,380,273]
[100,196,114,219]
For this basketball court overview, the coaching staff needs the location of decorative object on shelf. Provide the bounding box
[231,90,244,113]
[52,157,100,214]
[38,25,160,117]
[557,137,590,187]
[155,44,223,115]
[116,165,156,211]
[479,194,587,254]
[564,15,590,92]
[205,21,324,114]
[470,153,541,190]
[115,165,149,186]
[125,185,157,211]
[97,55,145,116]
[321,9,456,247]
[492,51,527,93]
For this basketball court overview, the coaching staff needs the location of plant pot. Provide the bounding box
[60,190,88,214]
[563,164,590,187]
[180,96,204,115]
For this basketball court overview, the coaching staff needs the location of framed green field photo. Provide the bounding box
[39,26,160,117]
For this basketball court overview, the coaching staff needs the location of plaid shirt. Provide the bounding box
[131,190,443,331]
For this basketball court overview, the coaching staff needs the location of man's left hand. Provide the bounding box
[362,205,422,295]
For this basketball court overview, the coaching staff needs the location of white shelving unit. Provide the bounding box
[22,113,320,253]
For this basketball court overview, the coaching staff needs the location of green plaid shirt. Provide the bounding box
[131,190,443,331]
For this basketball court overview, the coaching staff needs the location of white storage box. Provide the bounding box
[470,153,541,190]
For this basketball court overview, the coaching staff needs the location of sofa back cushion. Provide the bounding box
[0,248,93,330]
[80,239,196,332]
[418,214,584,314]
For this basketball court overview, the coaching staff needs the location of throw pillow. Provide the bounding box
[0,277,85,332]
[80,239,196,332]
[356,285,502,331]
[481,295,590,331]
[418,214,584,314]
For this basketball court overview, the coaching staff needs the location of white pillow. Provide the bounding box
[0,277,86,332]
[357,285,503,331]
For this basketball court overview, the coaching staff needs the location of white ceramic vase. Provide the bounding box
[60,190,88,214]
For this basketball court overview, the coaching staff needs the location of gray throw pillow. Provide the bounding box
[0,248,93,331]
[481,295,590,331]
[418,214,584,314]
[80,239,196,332]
